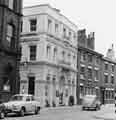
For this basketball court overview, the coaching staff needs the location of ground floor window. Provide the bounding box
[105,90,114,100]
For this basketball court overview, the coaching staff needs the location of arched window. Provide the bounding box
[53,48,57,60]
[47,46,51,59]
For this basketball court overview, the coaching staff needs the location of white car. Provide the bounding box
[3,94,41,116]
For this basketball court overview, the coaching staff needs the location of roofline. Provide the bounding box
[102,57,116,64]
[23,4,78,29]
[23,4,50,9]
[78,45,103,57]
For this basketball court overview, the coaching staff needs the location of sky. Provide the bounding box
[23,0,116,56]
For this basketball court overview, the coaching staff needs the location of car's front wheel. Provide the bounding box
[0,111,5,119]
[20,108,25,117]
[95,105,100,111]
[35,107,40,115]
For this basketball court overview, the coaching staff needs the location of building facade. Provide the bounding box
[77,29,103,104]
[20,4,78,107]
[0,0,22,101]
[101,45,116,104]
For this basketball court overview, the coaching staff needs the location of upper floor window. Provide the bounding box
[46,74,50,81]
[111,76,114,84]
[111,65,115,72]
[95,57,99,65]
[104,63,108,71]
[87,68,92,79]
[8,0,14,9]
[88,54,93,63]
[55,23,58,33]
[69,31,72,40]
[29,45,37,61]
[53,48,57,60]
[80,66,85,73]
[63,28,66,37]
[62,51,65,60]
[104,75,108,83]
[68,53,71,62]
[72,79,75,85]
[94,70,99,80]
[30,19,37,32]
[80,52,86,61]
[6,24,14,46]
[53,75,56,83]
[47,46,51,59]
[73,55,76,63]
[48,19,52,32]
[20,21,23,32]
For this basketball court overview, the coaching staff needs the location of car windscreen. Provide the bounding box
[10,95,24,101]
[83,96,96,102]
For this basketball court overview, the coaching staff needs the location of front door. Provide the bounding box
[28,77,35,95]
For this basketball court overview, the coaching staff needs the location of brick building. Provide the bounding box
[77,29,103,104]
[101,45,116,104]
[0,0,22,101]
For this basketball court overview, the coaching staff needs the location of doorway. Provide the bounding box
[28,77,35,95]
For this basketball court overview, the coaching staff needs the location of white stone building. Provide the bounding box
[20,4,78,107]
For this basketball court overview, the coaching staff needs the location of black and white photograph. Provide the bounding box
[0,0,116,119]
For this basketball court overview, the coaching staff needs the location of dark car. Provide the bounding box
[82,95,101,111]
[0,103,5,119]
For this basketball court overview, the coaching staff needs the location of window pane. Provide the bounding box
[48,19,52,32]
[55,24,58,33]
[7,24,13,43]
[30,45,36,60]
[30,19,37,31]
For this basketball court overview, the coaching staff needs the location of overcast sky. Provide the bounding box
[23,0,116,55]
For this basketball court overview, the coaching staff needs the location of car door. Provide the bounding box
[25,96,32,112]
[31,96,36,112]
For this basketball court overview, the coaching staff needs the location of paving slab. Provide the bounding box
[94,113,116,120]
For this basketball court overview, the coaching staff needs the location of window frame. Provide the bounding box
[29,45,37,61]
[30,19,37,32]
[6,23,15,47]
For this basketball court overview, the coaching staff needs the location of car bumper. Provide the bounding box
[82,105,96,109]
[5,108,20,113]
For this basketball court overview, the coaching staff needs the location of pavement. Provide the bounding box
[94,104,116,120]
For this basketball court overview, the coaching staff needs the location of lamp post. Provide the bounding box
[21,57,28,94]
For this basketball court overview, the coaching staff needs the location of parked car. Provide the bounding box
[0,102,5,119]
[3,94,41,117]
[82,95,101,111]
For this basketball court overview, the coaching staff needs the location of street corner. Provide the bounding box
[93,113,116,120]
